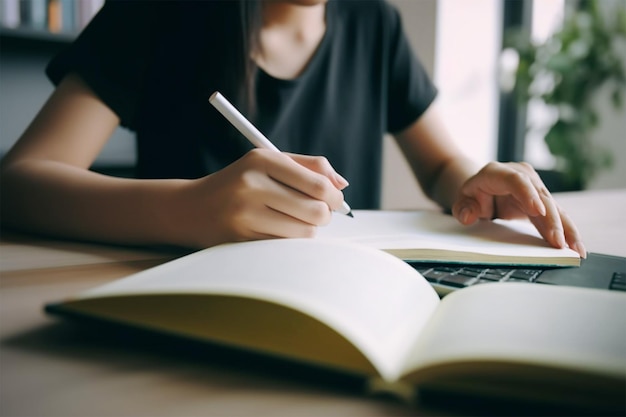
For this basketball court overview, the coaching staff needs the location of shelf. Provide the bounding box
[0,26,76,43]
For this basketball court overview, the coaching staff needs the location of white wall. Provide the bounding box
[382,0,439,209]
[433,0,501,165]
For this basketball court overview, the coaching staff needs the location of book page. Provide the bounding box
[318,210,579,266]
[73,238,440,381]
[400,283,626,406]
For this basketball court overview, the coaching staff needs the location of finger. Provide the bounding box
[462,162,546,218]
[515,162,548,216]
[262,179,334,226]
[459,162,545,222]
[246,206,319,239]
[452,196,484,225]
[557,206,586,258]
[259,152,345,212]
[287,153,350,190]
[218,191,319,242]
[527,199,567,250]
[211,203,291,244]
[515,164,574,250]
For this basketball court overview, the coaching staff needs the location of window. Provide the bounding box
[434,0,502,165]
[524,0,566,169]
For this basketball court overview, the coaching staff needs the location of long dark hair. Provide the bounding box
[195,1,262,125]
[237,1,263,117]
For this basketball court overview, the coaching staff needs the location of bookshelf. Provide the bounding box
[0,0,136,177]
[0,26,74,42]
[0,0,103,37]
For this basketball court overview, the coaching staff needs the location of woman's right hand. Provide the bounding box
[169,148,349,249]
[1,73,347,250]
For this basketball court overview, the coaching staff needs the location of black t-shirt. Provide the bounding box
[47,0,437,209]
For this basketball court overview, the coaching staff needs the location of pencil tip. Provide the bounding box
[347,211,354,218]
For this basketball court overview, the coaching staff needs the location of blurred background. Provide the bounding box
[1,0,624,209]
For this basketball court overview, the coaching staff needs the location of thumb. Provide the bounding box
[452,197,482,225]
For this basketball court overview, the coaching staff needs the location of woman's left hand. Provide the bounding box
[451,161,586,258]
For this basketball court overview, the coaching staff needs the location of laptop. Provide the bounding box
[407,252,626,296]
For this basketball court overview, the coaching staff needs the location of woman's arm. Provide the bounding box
[1,74,347,249]
[392,102,478,209]
[393,102,586,258]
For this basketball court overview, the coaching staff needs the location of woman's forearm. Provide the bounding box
[1,159,189,247]
[428,155,479,211]
[1,149,348,249]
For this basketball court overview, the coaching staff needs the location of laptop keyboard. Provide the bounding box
[409,263,626,292]
[611,272,626,291]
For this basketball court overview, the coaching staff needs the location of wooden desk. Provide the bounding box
[552,189,626,258]
[1,189,624,416]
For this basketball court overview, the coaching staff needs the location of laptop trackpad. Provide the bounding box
[536,253,626,290]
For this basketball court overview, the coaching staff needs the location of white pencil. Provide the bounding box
[209,91,353,217]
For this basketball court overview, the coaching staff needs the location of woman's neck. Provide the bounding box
[254,1,327,79]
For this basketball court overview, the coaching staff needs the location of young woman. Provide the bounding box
[0,0,586,257]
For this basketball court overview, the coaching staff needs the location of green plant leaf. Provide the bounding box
[612,89,623,108]
[504,0,626,188]
[545,53,574,74]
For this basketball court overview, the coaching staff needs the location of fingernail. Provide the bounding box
[334,173,349,188]
[536,199,546,216]
[572,241,587,259]
[459,207,471,224]
[552,229,566,248]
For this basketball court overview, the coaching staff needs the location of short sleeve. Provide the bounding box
[384,5,438,133]
[46,0,162,129]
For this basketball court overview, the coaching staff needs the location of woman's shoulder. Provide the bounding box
[332,0,402,32]
[330,0,403,45]
[93,1,236,33]
[333,0,400,20]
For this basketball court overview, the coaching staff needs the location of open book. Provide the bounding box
[46,238,624,413]
[317,210,580,266]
